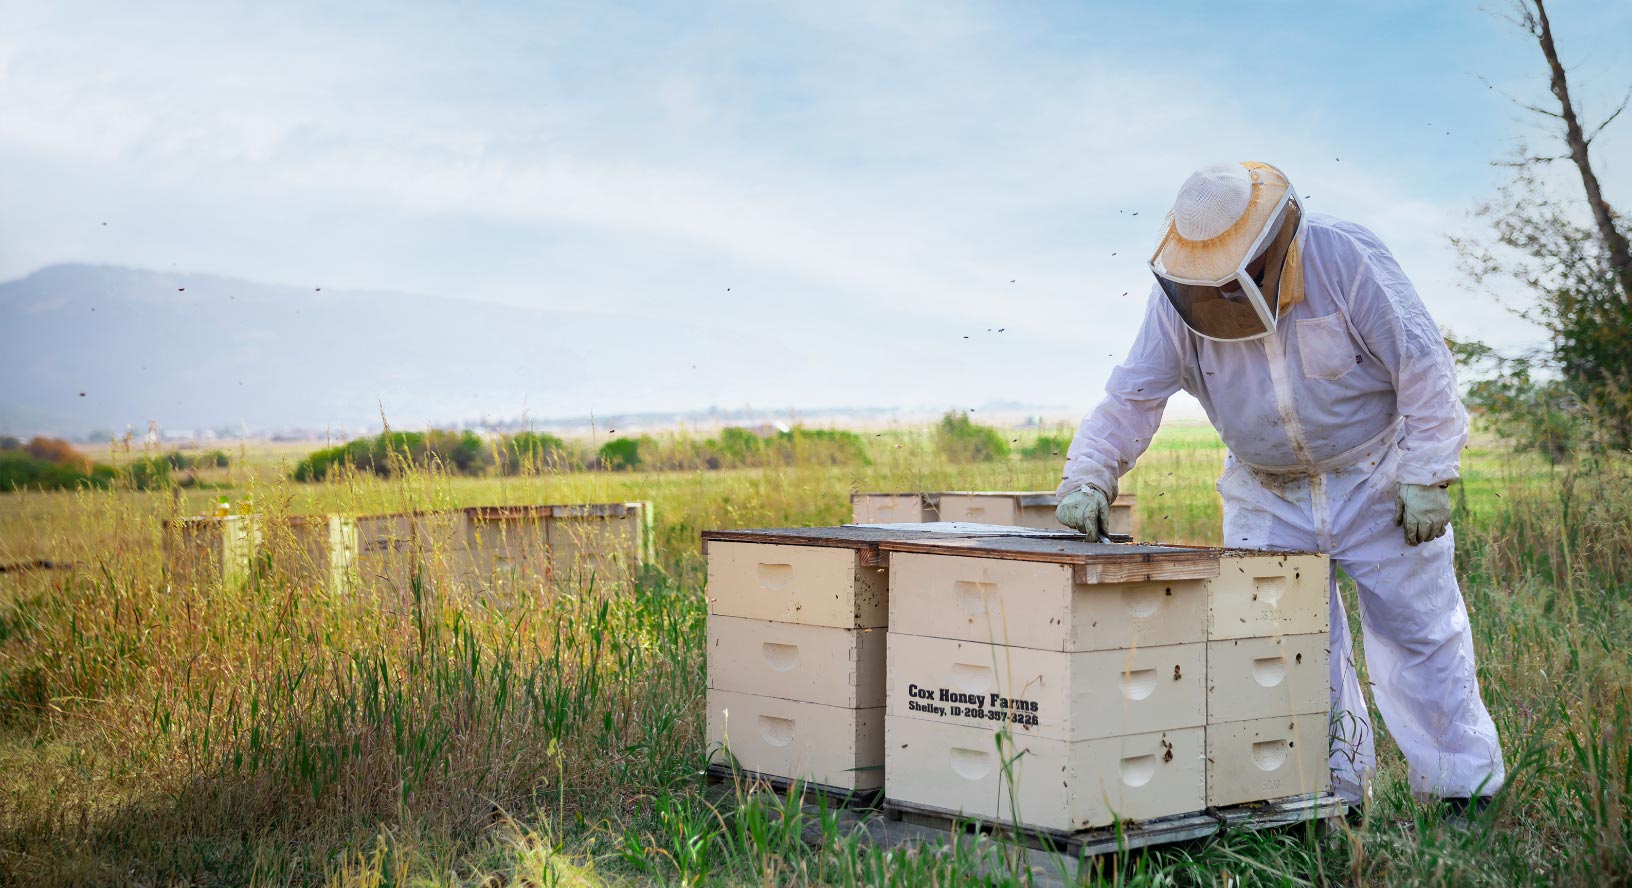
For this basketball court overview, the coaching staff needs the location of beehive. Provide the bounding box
[258,514,358,594]
[465,502,652,594]
[1203,551,1330,807]
[352,511,477,602]
[876,535,1330,831]
[547,502,652,586]
[851,493,938,524]
[163,516,258,591]
[852,491,1138,537]
[701,524,1075,793]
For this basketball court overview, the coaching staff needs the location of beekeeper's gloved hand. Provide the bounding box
[1056,486,1112,537]
[1395,482,1452,546]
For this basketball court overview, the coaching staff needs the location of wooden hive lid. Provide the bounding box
[701,523,1078,564]
[876,535,1226,584]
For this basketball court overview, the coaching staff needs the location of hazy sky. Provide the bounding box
[2,1,1629,421]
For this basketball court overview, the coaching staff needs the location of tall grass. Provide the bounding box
[0,424,1628,885]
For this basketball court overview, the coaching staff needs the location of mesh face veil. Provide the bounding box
[1149,163,1305,342]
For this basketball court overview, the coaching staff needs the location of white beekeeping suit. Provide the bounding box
[1057,162,1505,804]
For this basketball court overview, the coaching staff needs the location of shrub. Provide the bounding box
[710,427,765,467]
[0,451,112,491]
[23,437,92,473]
[598,436,650,471]
[936,412,1010,463]
[501,432,573,474]
[768,427,869,466]
[1022,434,1072,460]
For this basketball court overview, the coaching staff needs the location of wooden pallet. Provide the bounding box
[882,792,1344,859]
[704,763,883,810]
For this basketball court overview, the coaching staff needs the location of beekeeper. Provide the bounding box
[1055,162,1504,811]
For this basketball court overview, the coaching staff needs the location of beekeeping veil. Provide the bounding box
[1149,161,1306,342]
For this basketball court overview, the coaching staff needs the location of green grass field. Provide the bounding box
[1,423,1628,886]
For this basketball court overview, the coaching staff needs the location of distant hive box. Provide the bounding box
[700,524,1077,793]
[352,511,477,601]
[466,502,652,593]
[854,491,1137,537]
[851,493,939,524]
[876,534,1330,831]
[465,506,551,591]
[258,514,358,594]
[164,516,258,591]
[546,502,652,587]
[164,513,362,595]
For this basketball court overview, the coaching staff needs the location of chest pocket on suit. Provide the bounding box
[1296,312,1362,381]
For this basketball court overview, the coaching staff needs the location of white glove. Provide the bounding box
[1056,486,1111,537]
[1395,482,1452,546]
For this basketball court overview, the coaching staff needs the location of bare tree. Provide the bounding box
[1509,0,1632,302]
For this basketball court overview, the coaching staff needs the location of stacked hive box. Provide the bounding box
[259,514,358,595]
[852,491,1138,538]
[465,502,653,594]
[164,516,258,591]
[1204,550,1330,807]
[701,524,1073,795]
[851,493,938,524]
[167,502,654,602]
[874,535,1329,832]
[352,511,475,602]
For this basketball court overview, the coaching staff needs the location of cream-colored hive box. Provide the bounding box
[1207,633,1328,724]
[877,535,1332,831]
[882,542,1215,652]
[886,716,1205,832]
[1206,714,1329,807]
[709,615,885,709]
[1204,551,1332,807]
[465,506,551,590]
[351,511,478,601]
[879,536,1216,829]
[1207,552,1328,640]
[546,502,653,585]
[856,491,1137,537]
[851,493,938,524]
[163,516,259,591]
[886,634,1205,742]
[258,514,358,595]
[701,524,1076,794]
